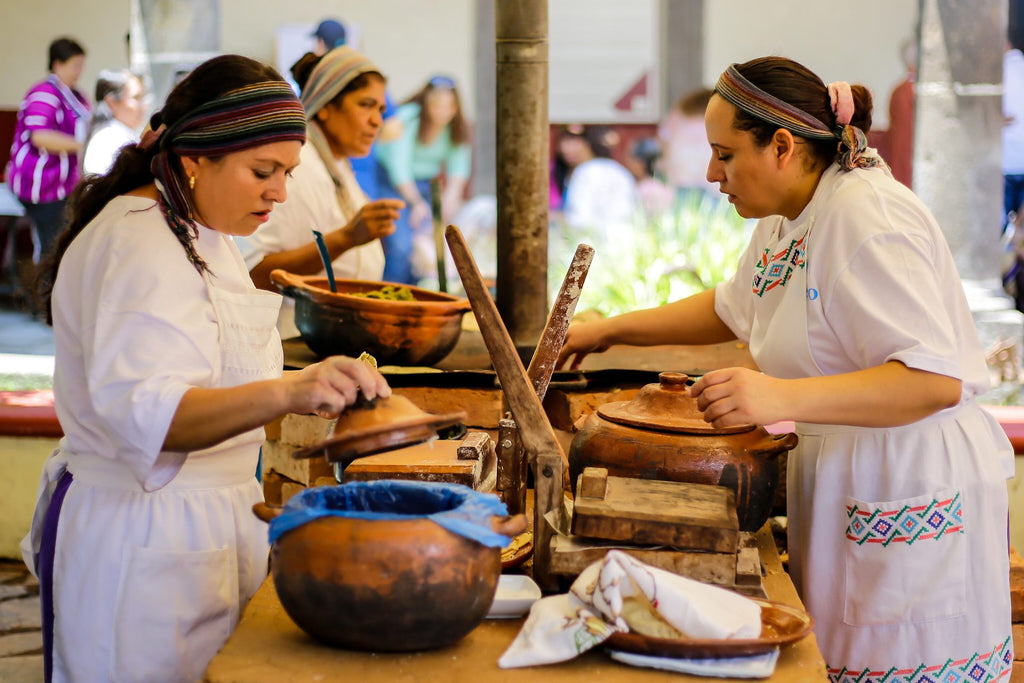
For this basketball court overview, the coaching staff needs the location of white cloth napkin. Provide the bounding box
[498,550,767,673]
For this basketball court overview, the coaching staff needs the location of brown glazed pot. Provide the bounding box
[270,269,472,366]
[568,372,798,532]
[253,503,526,651]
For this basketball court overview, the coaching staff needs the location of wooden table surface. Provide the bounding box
[203,525,827,682]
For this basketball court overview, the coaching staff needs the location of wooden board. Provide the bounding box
[342,433,496,491]
[571,469,739,553]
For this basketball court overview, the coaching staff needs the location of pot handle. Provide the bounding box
[491,513,528,537]
[253,502,285,523]
[752,431,799,458]
[269,268,303,299]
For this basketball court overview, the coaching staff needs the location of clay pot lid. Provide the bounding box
[292,394,467,465]
[596,371,755,435]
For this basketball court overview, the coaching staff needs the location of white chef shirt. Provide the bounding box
[82,119,140,175]
[52,195,258,490]
[234,143,385,337]
[714,163,990,399]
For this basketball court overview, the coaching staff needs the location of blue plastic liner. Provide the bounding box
[267,479,513,548]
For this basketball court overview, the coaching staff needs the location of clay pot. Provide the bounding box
[271,269,471,366]
[568,371,798,532]
[254,497,526,652]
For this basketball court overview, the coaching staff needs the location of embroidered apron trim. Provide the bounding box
[846,492,964,546]
[751,233,807,297]
[826,635,1012,682]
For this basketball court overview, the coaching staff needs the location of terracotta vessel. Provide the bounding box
[271,269,471,366]
[568,372,798,532]
[253,501,526,651]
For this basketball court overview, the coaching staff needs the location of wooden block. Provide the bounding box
[735,534,762,587]
[571,475,739,554]
[280,481,305,503]
[278,413,336,447]
[1012,659,1024,683]
[457,431,492,461]
[549,534,738,587]
[261,470,286,506]
[313,476,337,488]
[1011,547,1024,591]
[1012,622,1024,661]
[342,437,496,491]
[579,467,608,499]
[392,386,503,429]
[261,440,333,486]
[1013,584,1024,623]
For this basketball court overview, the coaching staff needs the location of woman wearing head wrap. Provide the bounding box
[559,56,1012,677]
[26,54,390,683]
[236,45,404,339]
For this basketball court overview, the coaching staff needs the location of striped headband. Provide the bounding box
[150,80,306,274]
[300,46,381,118]
[714,64,836,141]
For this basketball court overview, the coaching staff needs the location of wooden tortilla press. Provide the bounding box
[446,226,589,591]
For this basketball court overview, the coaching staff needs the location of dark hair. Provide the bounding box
[677,87,714,117]
[35,55,286,323]
[729,57,873,169]
[48,37,85,72]
[290,51,383,112]
[404,77,471,146]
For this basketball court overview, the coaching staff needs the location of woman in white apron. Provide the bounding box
[558,57,1013,678]
[235,46,404,339]
[26,55,390,683]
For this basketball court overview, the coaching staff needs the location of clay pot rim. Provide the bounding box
[272,270,472,315]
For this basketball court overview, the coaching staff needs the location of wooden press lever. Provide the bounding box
[446,226,593,590]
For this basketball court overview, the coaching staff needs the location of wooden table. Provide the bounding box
[203,525,827,682]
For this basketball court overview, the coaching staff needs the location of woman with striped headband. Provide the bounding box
[26,55,390,682]
[237,45,404,339]
[560,56,1012,678]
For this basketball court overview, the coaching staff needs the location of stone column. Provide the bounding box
[915,0,1022,389]
[663,0,704,114]
[474,0,497,196]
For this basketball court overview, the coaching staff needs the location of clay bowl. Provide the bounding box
[271,269,472,366]
[254,484,526,652]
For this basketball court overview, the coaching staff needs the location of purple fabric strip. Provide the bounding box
[39,470,72,683]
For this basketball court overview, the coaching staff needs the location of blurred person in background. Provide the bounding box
[623,136,675,219]
[374,74,472,284]
[7,37,90,260]
[236,46,403,338]
[82,69,147,175]
[657,87,717,200]
[557,124,636,241]
[312,18,347,56]
[885,37,917,189]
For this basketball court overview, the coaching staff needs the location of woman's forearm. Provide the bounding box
[163,382,290,451]
[605,289,737,347]
[31,129,82,153]
[249,235,355,291]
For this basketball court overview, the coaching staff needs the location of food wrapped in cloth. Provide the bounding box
[499,550,761,668]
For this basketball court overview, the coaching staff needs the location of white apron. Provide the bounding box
[25,271,282,683]
[750,217,1013,679]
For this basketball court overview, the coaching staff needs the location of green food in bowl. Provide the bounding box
[350,285,416,301]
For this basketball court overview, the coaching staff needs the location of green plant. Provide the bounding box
[550,193,754,317]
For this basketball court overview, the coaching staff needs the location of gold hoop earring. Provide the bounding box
[189,175,196,191]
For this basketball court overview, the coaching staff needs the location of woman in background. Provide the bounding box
[82,69,147,175]
[236,46,404,338]
[374,74,472,284]
[7,37,90,258]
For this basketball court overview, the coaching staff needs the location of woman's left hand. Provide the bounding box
[339,199,405,247]
[689,367,788,429]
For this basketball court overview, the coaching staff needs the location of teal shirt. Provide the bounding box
[375,103,471,186]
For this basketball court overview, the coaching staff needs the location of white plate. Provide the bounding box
[486,575,541,618]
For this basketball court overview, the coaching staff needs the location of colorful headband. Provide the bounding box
[714,64,836,141]
[715,64,886,172]
[300,46,381,118]
[149,80,306,273]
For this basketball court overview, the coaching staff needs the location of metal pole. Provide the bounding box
[495,0,549,357]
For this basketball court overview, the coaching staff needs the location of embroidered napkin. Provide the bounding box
[498,550,766,671]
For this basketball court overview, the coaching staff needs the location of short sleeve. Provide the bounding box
[21,86,61,132]
[713,222,772,342]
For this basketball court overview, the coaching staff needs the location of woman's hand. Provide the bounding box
[556,320,613,370]
[282,356,392,418]
[339,199,405,247]
[689,367,787,429]
[409,198,432,231]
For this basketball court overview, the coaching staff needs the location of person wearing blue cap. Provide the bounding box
[312,19,347,55]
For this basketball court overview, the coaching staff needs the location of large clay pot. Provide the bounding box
[568,371,798,532]
[254,494,526,652]
[271,269,471,366]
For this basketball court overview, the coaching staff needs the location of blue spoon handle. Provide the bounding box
[311,230,337,292]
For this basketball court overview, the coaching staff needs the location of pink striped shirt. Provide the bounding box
[7,75,90,205]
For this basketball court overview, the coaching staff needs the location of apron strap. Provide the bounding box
[40,469,73,683]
